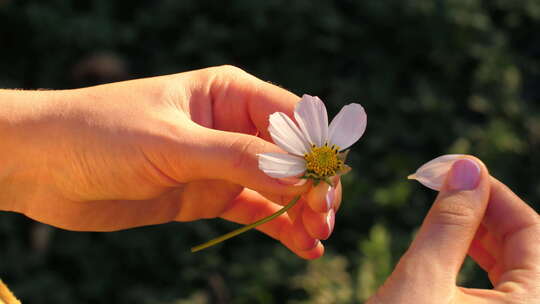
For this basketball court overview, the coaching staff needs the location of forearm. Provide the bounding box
[0,89,64,212]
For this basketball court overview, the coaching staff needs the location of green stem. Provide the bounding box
[191,195,301,253]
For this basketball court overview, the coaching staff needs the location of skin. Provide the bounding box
[0,65,342,259]
[367,157,540,303]
[3,66,538,300]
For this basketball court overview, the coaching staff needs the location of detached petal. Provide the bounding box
[328,103,367,150]
[294,95,329,147]
[408,154,465,191]
[268,112,310,155]
[258,153,306,178]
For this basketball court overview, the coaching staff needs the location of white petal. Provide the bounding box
[258,153,306,178]
[294,94,329,147]
[408,154,466,191]
[268,112,310,155]
[328,103,367,150]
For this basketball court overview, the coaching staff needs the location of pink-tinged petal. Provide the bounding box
[268,112,310,156]
[328,103,366,150]
[258,153,306,178]
[408,154,466,191]
[294,94,329,147]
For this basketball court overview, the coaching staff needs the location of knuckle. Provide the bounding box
[431,196,478,228]
[214,64,247,77]
[219,64,242,71]
[205,65,256,102]
[193,65,248,86]
[230,136,261,170]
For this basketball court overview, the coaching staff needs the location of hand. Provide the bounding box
[0,65,341,259]
[368,157,540,303]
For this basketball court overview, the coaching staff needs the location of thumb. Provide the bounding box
[183,125,309,197]
[402,157,490,280]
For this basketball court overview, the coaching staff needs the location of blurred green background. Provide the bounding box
[1,1,540,303]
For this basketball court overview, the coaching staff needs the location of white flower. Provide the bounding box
[407,154,466,190]
[258,94,367,180]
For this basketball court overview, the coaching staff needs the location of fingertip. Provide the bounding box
[279,223,323,259]
[325,209,335,240]
[298,241,325,260]
[302,206,332,240]
[306,182,332,213]
[281,238,324,260]
[462,155,489,173]
[292,214,320,251]
[440,156,489,194]
[333,180,343,212]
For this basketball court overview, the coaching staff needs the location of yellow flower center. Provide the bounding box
[304,143,343,177]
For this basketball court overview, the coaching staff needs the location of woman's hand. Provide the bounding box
[0,66,341,259]
[368,157,540,303]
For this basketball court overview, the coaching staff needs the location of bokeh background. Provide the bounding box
[1,1,540,303]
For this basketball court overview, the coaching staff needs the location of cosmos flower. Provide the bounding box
[191,95,366,253]
[258,94,367,183]
[408,154,466,190]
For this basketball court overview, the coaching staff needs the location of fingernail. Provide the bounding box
[326,209,335,235]
[447,159,481,191]
[325,187,335,212]
[278,177,307,186]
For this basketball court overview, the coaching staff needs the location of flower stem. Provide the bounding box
[191,195,301,253]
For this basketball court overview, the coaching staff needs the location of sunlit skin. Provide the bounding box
[0,65,342,259]
[367,157,540,303]
[4,66,538,302]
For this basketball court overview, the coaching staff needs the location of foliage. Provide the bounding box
[1,0,539,303]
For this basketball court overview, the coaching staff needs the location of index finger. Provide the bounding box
[485,177,540,286]
[194,65,300,141]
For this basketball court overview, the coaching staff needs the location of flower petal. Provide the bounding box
[258,153,306,178]
[408,154,466,191]
[294,94,329,147]
[328,103,367,150]
[268,112,310,155]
